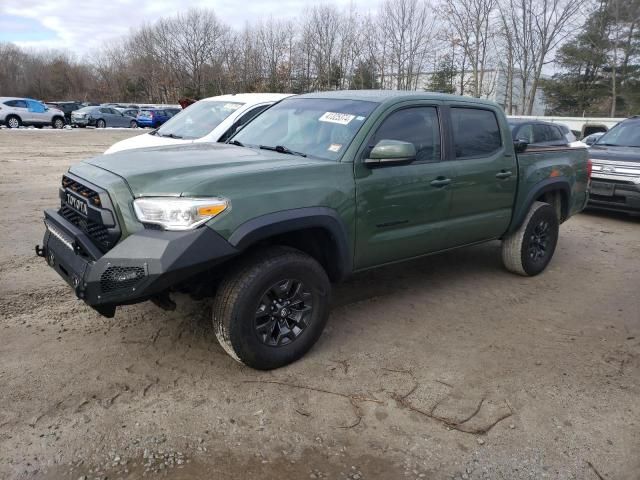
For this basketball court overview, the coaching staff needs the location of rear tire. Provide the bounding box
[129,120,137,128]
[213,247,331,370]
[6,115,21,129]
[501,201,559,276]
[96,119,106,128]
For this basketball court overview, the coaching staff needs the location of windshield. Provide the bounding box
[232,97,378,160]
[595,120,640,147]
[155,100,243,139]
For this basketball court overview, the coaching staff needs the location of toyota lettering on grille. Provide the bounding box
[66,192,88,215]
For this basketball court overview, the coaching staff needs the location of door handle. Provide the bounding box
[496,170,513,179]
[430,177,451,188]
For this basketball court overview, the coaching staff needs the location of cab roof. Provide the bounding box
[296,90,499,108]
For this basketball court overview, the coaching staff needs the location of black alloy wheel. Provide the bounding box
[254,279,313,347]
[528,219,551,262]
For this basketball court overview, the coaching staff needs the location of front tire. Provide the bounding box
[52,117,64,129]
[96,119,106,128]
[129,120,137,128]
[501,201,559,276]
[213,247,331,370]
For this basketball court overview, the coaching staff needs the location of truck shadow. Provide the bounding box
[332,241,502,309]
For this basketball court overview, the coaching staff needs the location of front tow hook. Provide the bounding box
[35,244,45,258]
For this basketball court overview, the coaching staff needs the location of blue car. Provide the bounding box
[136,109,173,128]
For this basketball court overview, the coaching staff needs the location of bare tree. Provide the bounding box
[379,0,436,90]
[502,0,585,114]
[440,0,499,97]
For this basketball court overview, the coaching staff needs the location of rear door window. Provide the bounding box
[450,108,501,158]
[5,100,28,108]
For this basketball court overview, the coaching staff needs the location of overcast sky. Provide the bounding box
[0,0,370,56]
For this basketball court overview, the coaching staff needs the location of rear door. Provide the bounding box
[443,105,518,246]
[4,100,29,121]
[354,102,455,269]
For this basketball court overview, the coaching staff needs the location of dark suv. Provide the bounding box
[508,119,576,147]
[46,101,83,124]
[588,116,640,214]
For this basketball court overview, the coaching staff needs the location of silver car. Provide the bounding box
[0,97,66,129]
[71,106,138,128]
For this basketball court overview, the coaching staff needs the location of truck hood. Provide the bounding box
[589,144,640,163]
[81,143,331,196]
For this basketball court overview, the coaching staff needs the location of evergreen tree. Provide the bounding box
[428,55,456,94]
[543,0,639,116]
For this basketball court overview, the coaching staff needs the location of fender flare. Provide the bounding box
[228,207,353,280]
[509,177,571,233]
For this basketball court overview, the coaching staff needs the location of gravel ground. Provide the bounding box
[0,129,639,480]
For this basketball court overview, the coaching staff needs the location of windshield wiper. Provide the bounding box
[228,139,244,147]
[157,132,183,139]
[259,145,307,157]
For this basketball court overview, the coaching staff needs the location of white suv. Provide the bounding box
[105,93,294,154]
[0,97,65,129]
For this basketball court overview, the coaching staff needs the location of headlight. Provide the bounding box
[133,197,228,231]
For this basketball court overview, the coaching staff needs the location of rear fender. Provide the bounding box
[508,178,571,234]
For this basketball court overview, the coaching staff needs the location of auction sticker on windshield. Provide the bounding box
[223,103,241,110]
[319,112,356,125]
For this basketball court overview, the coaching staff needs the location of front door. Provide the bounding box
[444,105,518,246]
[354,104,454,269]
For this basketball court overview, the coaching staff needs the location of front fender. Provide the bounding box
[227,207,353,280]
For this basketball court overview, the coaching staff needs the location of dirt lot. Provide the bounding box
[0,129,639,480]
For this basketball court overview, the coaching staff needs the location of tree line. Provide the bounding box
[0,0,637,116]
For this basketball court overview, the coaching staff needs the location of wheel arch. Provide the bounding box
[227,207,353,282]
[5,113,21,125]
[508,178,571,234]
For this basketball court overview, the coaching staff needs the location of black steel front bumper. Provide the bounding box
[39,209,238,317]
[588,179,640,213]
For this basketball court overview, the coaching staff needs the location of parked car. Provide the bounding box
[165,107,182,117]
[588,116,640,214]
[583,131,605,145]
[508,118,576,147]
[39,91,589,369]
[116,107,139,118]
[71,106,137,128]
[105,93,293,154]
[46,101,83,124]
[135,109,174,128]
[0,97,65,129]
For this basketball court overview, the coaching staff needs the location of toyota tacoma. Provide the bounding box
[38,91,590,369]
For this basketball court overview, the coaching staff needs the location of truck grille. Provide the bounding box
[59,175,120,253]
[62,175,101,207]
[59,205,113,251]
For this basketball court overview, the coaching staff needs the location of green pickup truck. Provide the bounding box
[38,91,590,369]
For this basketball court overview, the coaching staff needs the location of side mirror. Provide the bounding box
[584,136,597,146]
[364,140,416,167]
[514,139,529,153]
